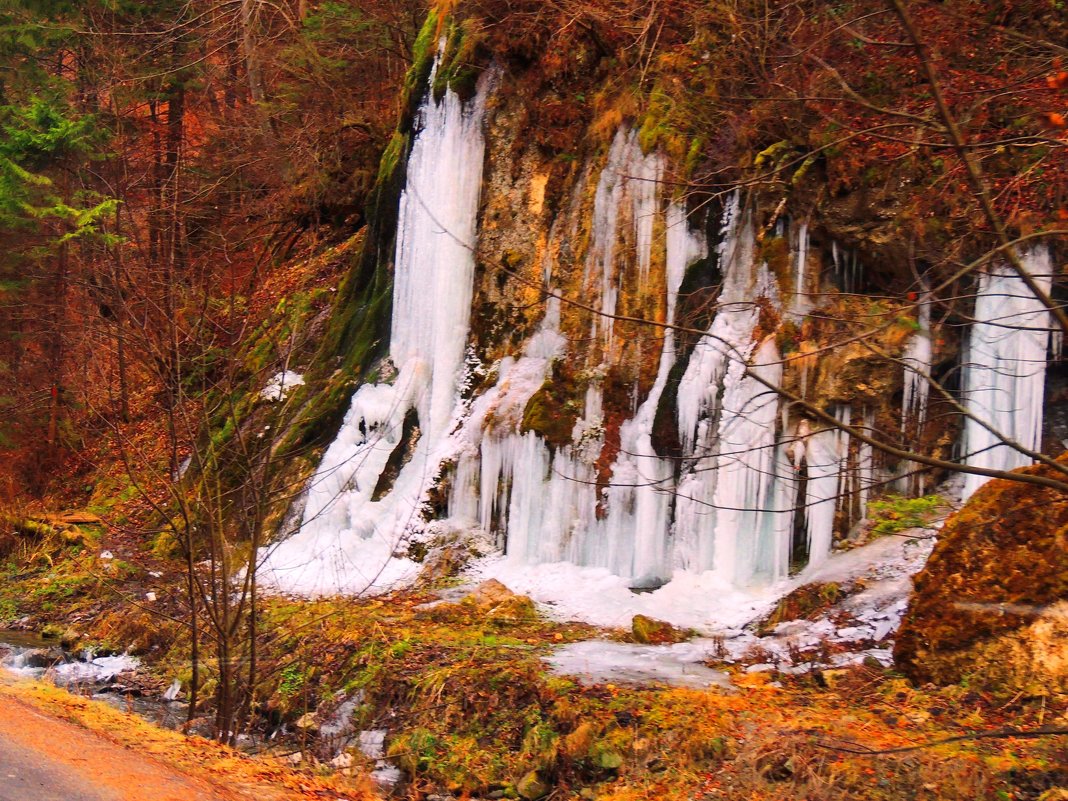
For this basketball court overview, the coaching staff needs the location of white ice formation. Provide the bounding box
[961,247,1053,499]
[262,64,491,594]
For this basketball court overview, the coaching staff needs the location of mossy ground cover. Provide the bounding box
[250,592,1066,801]
[0,519,116,626]
[2,545,1063,801]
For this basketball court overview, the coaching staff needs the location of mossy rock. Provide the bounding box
[521,380,579,449]
[516,769,549,800]
[486,594,537,625]
[562,721,597,758]
[460,579,537,624]
[894,456,1068,692]
[630,614,691,644]
[755,582,844,636]
[461,578,516,610]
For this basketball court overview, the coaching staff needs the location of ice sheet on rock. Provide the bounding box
[547,640,732,689]
[357,729,387,761]
[475,555,782,634]
[356,729,403,788]
[713,533,936,668]
[509,526,935,683]
[371,765,404,788]
[2,644,140,684]
[319,694,362,743]
[51,654,140,684]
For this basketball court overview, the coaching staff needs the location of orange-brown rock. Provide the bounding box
[894,457,1068,693]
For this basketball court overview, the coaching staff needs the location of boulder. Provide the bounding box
[461,579,516,610]
[294,712,319,732]
[516,770,549,800]
[460,579,537,624]
[755,581,844,636]
[329,751,354,769]
[630,614,690,644]
[485,594,537,623]
[894,458,1068,693]
[21,648,64,669]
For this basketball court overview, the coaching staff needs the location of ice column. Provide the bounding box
[673,196,794,582]
[902,297,932,433]
[961,247,1052,499]
[792,222,811,318]
[803,407,851,568]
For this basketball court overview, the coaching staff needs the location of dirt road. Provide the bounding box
[0,692,236,801]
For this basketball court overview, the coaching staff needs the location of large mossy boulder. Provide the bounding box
[894,458,1068,693]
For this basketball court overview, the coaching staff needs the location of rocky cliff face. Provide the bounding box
[261,5,1064,635]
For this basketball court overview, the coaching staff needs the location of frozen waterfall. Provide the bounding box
[461,186,825,590]
[272,107,884,608]
[961,247,1053,499]
[262,69,490,595]
[450,133,698,583]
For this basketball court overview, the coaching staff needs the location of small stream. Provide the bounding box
[0,631,189,731]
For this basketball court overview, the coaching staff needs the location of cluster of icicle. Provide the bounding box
[264,66,1054,599]
[447,136,882,593]
[897,247,1054,501]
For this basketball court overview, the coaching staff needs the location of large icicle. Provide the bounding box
[901,298,932,433]
[673,196,795,582]
[263,70,490,595]
[803,407,851,568]
[596,201,704,584]
[584,129,664,351]
[706,337,786,584]
[961,247,1053,499]
[791,221,811,319]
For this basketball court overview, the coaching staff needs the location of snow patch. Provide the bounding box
[260,370,305,401]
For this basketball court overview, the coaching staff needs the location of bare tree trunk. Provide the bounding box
[240,0,266,104]
[148,99,162,265]
[184,509,200,724]
[46,241,69,451]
